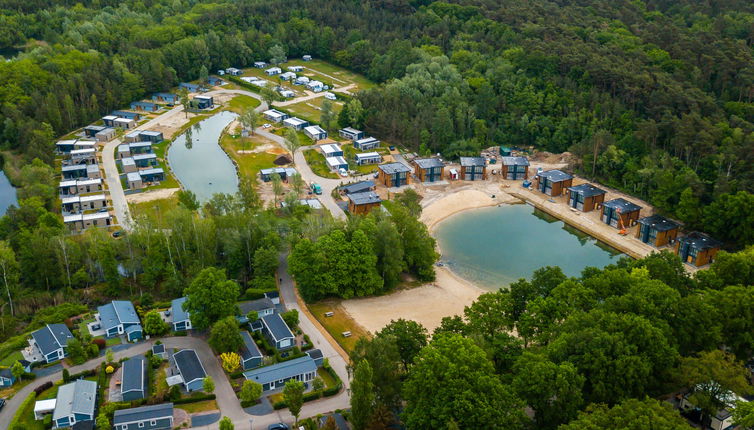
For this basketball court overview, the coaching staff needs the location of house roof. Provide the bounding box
[84,125,105,131]
[81,212,111,222]
[121,355,146,394]
[306,349,323,361]
[243,356,316,385]
[53,379,97,421]
[355,137,379,146]
[264,291,279,300]
[97,301,140,331]
[537,169,572,182]
[325,156,348,168]
[32,324,73,356]
[340,181,375,194]
[637,214,679,232]
[305,125,326,135]
[261,314,294,342]
[460,156,485,167]
[320,144,341,155]
[0,367,13,380]
[122,157,135,166]
[319,413,349,430]
[340,127,361,135]
[113,403,174,425]
[568,183,606,198]
[355,152,381,160]
[501,156,529,166]
[127,172,142,182]
[62,164,87,172]
[152,344,165,355]
[240,331,262,362]
[414,158,444,169]
[139,130,162,138]
[125,325,142,335]
[284,117,308,126]
[173,349,206,383]
[679,232,722,251]
[238,298,275,315]
[378,162,411,175]
[263,109,286,118]
[133,153,157,161]
[95,128,114,136]
[348,191,382,206]
[171,297,190,324]
[602,198,642,213]
[140,167,164,176]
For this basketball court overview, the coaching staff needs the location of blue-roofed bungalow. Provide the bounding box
[152,93,178,104]
[96,300,143,341]
[172,349,206,392]
[171,297,192,331]
[113,403,174,430]
[179,82,203,92]
[240,331,263,370]
[111,110,141,120]
[0,367,16,387]
[130,101,159,112]
[261,314,295,350]
[29,323,74,363]
[243,356,317,392]
[121,355,147,401]
[52,379,97,429]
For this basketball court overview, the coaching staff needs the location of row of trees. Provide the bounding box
[349,249,754,429]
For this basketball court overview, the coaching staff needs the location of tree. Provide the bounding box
[260,86,277,106]
[350,359,376,430]
[183,267,240,329]
[311,376,324,393]
[290,173,305,198]
[376,319,428,371]
[203,376,215,394]
[66,338,86,364]
[209,316,243,353]
[320,99,336,131]
[177,190,200,211]
[733,400,754,428]
[218,416,234,430]
[269,44,287,65]
[511,352,584,429]
[105,348,114,364]
[62,368,70,383]
[281,309,299,328]
[0,241,19,317]
[178,87,190,118]
[271,173,284,206]
[560,398,690,429]
[199,65,209,84]
[350,336,402,409]
[395,189,422,217]
[11,361,24,381]
[403,334,527,429]
[283,128,301,163]
[283,379,305,425]
[220,352,241,373]
[240,380,263,404]
[143,310,170,336]
[464,291,515,340]
[676,350,753,425]
[245,310,259,323]
[97,412,110,430]
[239,108,259,136]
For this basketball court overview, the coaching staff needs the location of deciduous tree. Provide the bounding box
[183,267,239,329]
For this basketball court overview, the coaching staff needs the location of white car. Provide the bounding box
[262,123,271,129]
[338,168,348,177]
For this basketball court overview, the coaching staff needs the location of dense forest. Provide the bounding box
[0,0,752,247]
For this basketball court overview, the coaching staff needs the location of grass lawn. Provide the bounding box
[342,145,382,175]
[154,363,169,398]
[176,399,219,414]
[12,392,46,430]
[219,127,279,181]
[303,149,340,179]
[317,367,337,388]
[307,301,370,353]
[226,95,261,114]
[283,97,343,125]
[105,337,121,347]
[130,195,180,226]
[286,59,375,90]
[0,350,23,367]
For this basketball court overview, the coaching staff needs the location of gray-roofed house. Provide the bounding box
[340,181,375,195]
[339,127,363,141]
[500,156,530,180]
[566,183,606,212]
[171,349,207,392]
[326,156,348,173]
[0,367,16,387]
[264,291,280,305]
[121,355,147,401]
[112,403,174,430]
[378,162,412,187]
[354,137,380,151]
[534,169,573,196]
[240,331,263,370]
[635,215,680,248]
[52,379,97,429]
[96,300,143,341]
[238,298,276,320]
[152,93,178,104]
[347,191,382,215]
[83,125,106,139]
[304,125,328,141]
[261,314,295,350]
[283,117,308,131]
[460,157,486,181]
[130,101,159,112]
[412,158,444,183]
[600,198,641,229]
[320,143,343,157]
[192,95,214,109]
[305,349,324,367]
[243,356,317,392]
[152,344,166,359]
[171,297,191,331]
[355,152,382,166]
[29,324,74,363]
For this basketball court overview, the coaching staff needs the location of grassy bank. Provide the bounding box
[308,301,370,353]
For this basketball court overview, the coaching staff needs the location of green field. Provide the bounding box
[130,195,180,226]
[226,95,261,114]
[303,149,340,179]
[286,59,375,90]
[283,97,343,125]
[0,350,22,366]
[220,126,279,181]
[308,301,370,353]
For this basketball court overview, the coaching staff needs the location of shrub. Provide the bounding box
[92,338,106,350]
[34,381,53,396]
[172,394,216,404]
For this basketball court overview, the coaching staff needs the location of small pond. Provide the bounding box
[435,204,624,289]
[167,111,239,202]
[0,171,18,216]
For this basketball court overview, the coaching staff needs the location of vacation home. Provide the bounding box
[283,117,308,131]
[96,300,143,341]
[500,156,530,180]
[378,162,412,187]
[240,331,263,370]
[347,191,382,215]
[636,215,680,247]
[121,355,147,401]
[261,314,295,350]
[355,152,382,165]
[52,379,97,429]
[112,403,174,430]
[171,297,191,331]
[339,127,363,141]
[243,356,317,392]
[263,109,289,123]
[534,169,573,197]
[170,349,206,392]
[675,232,722,267]
[304,125,328,141]
[566,183,606,212]
[459,157,486,181]
[29,324,74,364]
[412,158,444,183]
[600,198,641,229]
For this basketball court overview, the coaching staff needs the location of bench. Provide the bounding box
[342,331,351,338]
[324,311,334,317]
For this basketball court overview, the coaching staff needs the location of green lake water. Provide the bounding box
[435,204,624,289]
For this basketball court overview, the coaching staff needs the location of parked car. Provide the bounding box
[112,230,124,238]
[268,424,289,430]
[0,398,6,411]
[338,168,348,177]
[263,123,271,128]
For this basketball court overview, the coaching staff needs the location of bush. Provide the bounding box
[34,381,53,396]
[172,393,216,404]
[243,286,276,300]
[92,338,106,350]
[272,391,321,410]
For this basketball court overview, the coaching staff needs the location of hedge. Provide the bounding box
[173,393,216,405]
[9,391,36,429]
[34,381,53,396]
[272,390,322,410]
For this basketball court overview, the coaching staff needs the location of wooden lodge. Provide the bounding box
[600,198,641,229]
[347,191,382,215]
[378,162,412,188]
[500,156,529,180]
[459,157,486,181]
[566,183,606,212]
[635,215,680,247]
[675,232,721,267]
[534,170,573,196]
[412,158,444,183]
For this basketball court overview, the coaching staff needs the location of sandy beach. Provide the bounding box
[420,184,521,230]
[126,188,180,204]
[341,265,486,334]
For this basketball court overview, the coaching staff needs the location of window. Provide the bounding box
[139,422,145,428]
[150,420,157,426]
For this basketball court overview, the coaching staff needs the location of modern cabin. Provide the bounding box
[675,232,722,267]
[635,215,680,247]
[600,198,641,229]
[459,157,486,181]
[566,183,606,212]
[500,156,529,180]
[378,162,411,187]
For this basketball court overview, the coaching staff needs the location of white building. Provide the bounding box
[304,125,328,141]
[283,117,309,131]
[355,152,382,165]
[265,67,282,76]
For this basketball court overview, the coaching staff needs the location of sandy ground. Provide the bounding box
[420,184,521,231]
[126,188,180,203]
[341,266,486,334]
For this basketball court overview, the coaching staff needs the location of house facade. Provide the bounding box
[500,156,530,180]
[600,198,641,229]
[283,117,308,130]
[96,300,143,341]
[304,125,328,141]
[566,183,606,212]
[59,179,103,196]
[675,232,721,267]
[263,109,289,123]
[339,127,363,141]
[30,324,74,364]
[459,157,486,181]
[240,331,263,370]
[171,297,191,331]
[354,137,380,151]
[347,191,382,215]
[243,356,317,392]
[0,367,16,387]
[113,403,174,430]
[534,170,573,196]
[261,314,295,350]
[378,162,411,187]
[413,158,444,183]
[355,152,382,165]
[326,156,348,172]
[635,215,680,247]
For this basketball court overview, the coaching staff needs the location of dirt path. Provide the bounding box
[125,188,180,204]
[273,83,356,107]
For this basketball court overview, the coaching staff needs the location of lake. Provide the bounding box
[0,171,18,216]
[167,111,239,202]
[435,203,624,289]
